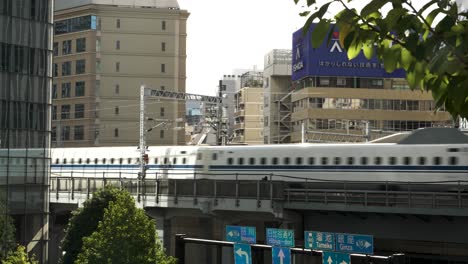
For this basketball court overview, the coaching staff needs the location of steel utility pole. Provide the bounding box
[217,80,225,145]
[137,85,148,202]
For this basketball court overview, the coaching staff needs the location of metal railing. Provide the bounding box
[50,172,468,213]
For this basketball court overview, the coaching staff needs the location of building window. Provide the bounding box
[53,63,58,77]
[161,42,166,52]
[75,81,85,96]
[160,85,165,91]
[75,104,85,118]
[160,107,164,117]
[114,128,119,137]
[337,78,346,86]
[162,20,166,30]
[52,84,57,99]
[52,106,57,120]
[61,105,71,119]
[161,63,165,73]
[76,59,86,74]
[116,40,120,50]
[116,18,120,28]
[53,42,59,56]
[74,125,84,140]
[62,61,71,76]
[62,126,71,141]
[115,62,120,72]
[76,38,86,52]
[160,130,164,138]
[115,106,119,115]
[115,84,120,94]
[62,40,72,55]
[51,127,57,141]
[55,15,97,35]
[61,82,71,98]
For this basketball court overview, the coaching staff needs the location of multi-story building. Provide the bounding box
[232,71,264,144]
[0,0,53,262]
[263,49,293,144]
[53,0,188,147]
[289,25,453,143]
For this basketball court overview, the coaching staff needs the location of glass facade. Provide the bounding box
[54,15,96,35]
[0,0,52,263]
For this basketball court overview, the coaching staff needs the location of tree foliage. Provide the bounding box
[0,194,15,259]
[61,187,120,264]
[75,190,176,264]
[1,245,37,264]
[294,0,468,119]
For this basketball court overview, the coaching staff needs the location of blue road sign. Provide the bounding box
[335,233,374,254]
[272,247,291,264]
[226,225,256,244]
[304,231,335,251]
[234,243,252,264]
[266,228,295,247]
[322,252,351,264]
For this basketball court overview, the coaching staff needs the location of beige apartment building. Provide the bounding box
[290,77,454,142]
[52,0,188,147]
[232,72,264,144]
[263,49,293,144]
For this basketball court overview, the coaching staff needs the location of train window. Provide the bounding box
[136,158,140,163]
[347,157,354,165]
[321,157,328,165]
[63,159,67,164]
[78,158,82,164]
[284,157,290,165]
[173,157,177,164]
[127,158,131,164]
[296,157,303,165]
[212,153,218,160]
[119,158,123,164]
[449,156,458,165]
[433,156,442,165]
[272,157,278,165]
[418,157,426,165]
[86,158,90,164]
[103,158,107,164]
[403,157,411,165]
[261,157,267,165]
[249,158,255,165]
[227,158,233,165]
[71,158,75,164]
[308,157,315,165]
[197,153,202,160]
[55,159,59,164]
[389,157,397,165]
[238,158,244,165]
[182,158,187,164]
[448,148,460,152]
[360,157,368,165]
[94,158,98,164]
[374,157,382,165]
[154,158,158,164]
[110,158,115,164]
[164,158,168,164]
[334,157,341,165]
[181,151,187,154]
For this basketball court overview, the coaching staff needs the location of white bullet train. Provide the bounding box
[50,128,468,185]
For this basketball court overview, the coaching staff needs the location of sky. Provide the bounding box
[177,0,307,96]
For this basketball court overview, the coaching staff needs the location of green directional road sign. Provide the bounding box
[234,243,252,264]
[322,252,350,264]
[305,231,334,251]
[226,225,256,244]
[266,228,295,247]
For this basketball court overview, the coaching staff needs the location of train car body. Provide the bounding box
[50,128,468,185]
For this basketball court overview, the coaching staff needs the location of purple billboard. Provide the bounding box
[291,24,406,81]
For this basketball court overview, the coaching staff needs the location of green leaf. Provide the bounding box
[417,0,438,16]
[326,23,336,46]
[311,19,331,48]
[361,0,387,18]
[302,2,332,37]
[400,47,412,70]
[293,0,300,4]
[363,40,374,60]
[347,38,363,60]
[385,8,405,28]
[307,0,316,7]
[382,46,399,73]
